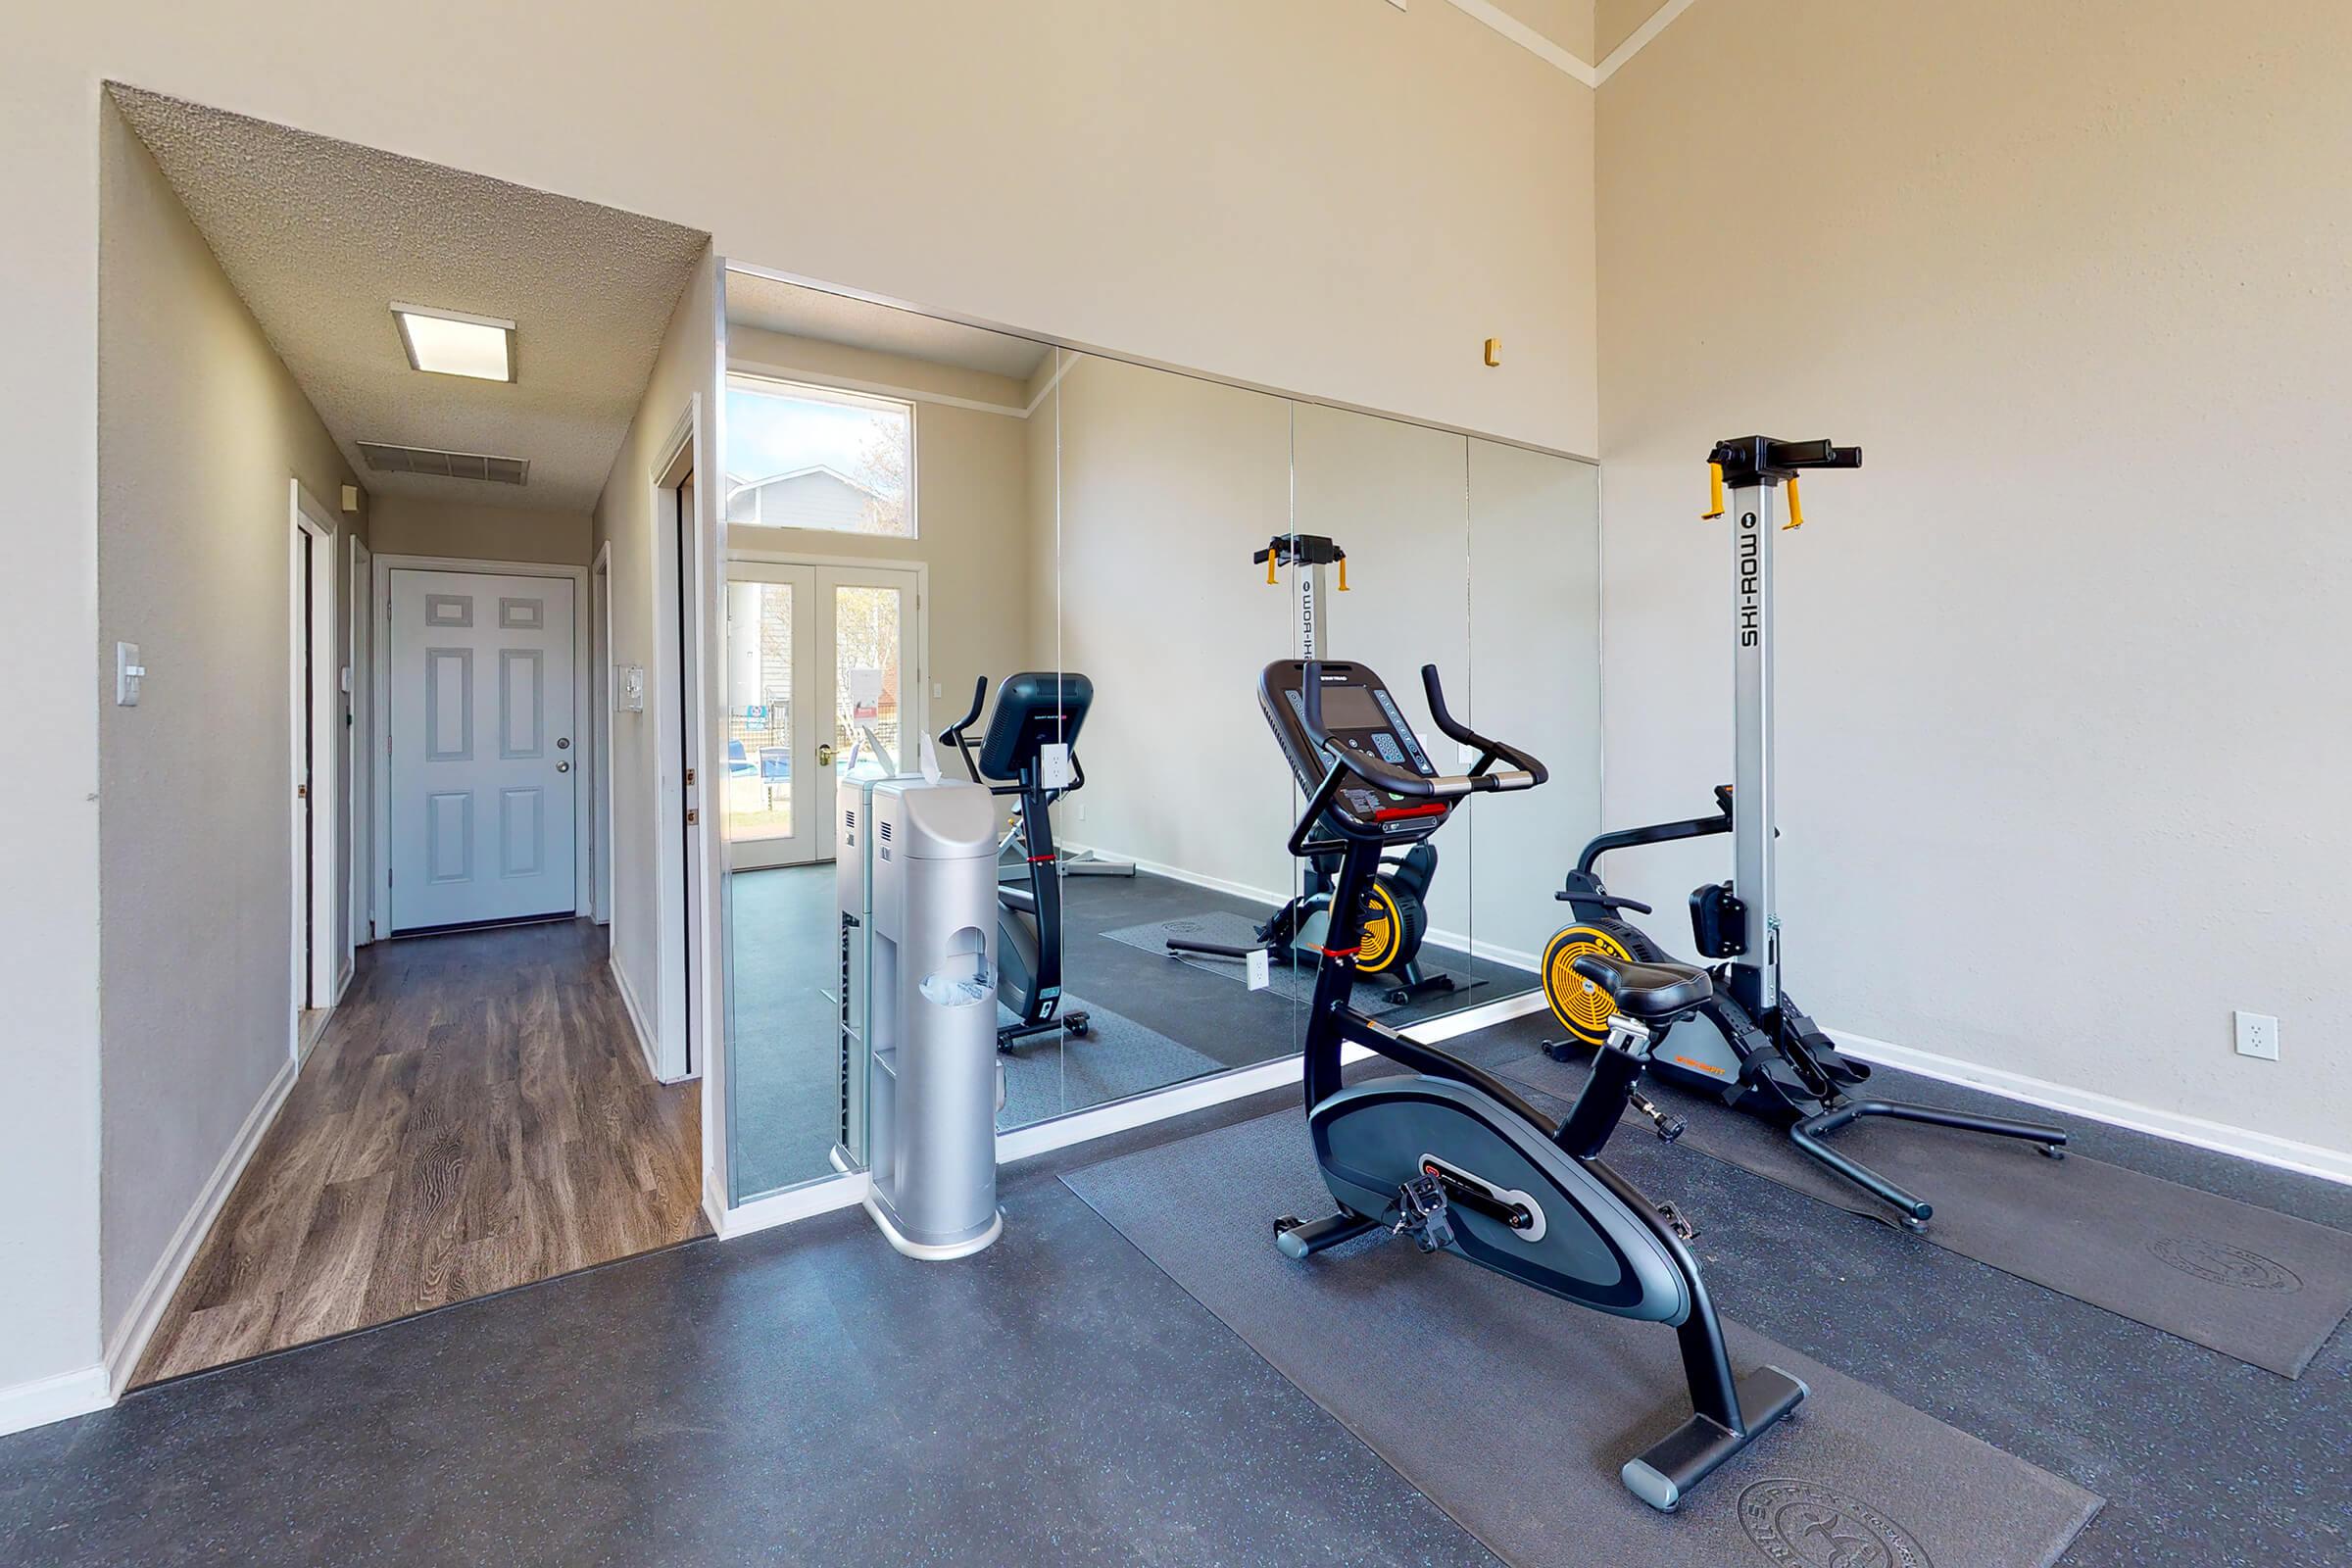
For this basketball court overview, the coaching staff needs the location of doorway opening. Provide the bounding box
[289,482,340,1056]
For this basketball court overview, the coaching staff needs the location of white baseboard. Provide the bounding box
[0,1364,112,1438]
[710,1170,869,1240]
[102,1052,301,1396]
[1830,1026,2352,1189]
[609,956,662,1085]
[1069,843,1290,911]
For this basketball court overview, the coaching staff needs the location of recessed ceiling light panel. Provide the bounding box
[391,302,515,382]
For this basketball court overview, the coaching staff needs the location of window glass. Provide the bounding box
[724,376,914,538]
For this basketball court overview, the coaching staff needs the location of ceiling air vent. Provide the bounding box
[358,441,530,486]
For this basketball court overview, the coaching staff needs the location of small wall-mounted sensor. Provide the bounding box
[1483,337,1501,368]
[341,484,362,513]
[116,641,146,706]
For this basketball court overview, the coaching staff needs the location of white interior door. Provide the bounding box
[812,564,920,862]
[723,563,816,870]
[388,567,579,931]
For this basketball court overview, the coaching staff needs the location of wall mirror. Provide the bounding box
[716,266,1602,1204]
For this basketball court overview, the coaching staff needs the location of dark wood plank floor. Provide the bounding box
[132,919,707,1387]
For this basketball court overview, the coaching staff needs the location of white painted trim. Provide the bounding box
[289,483,338,1054]
[0,1366,111,1439]
[348,533,373,952]
[102,1052,299,1395]
[609,955,662,1086]
[1437,0,1698,87]
[996,1051,1316,1164]
[1404,986,1549,1045]
[649,398,713,1087]
[1830,1027,2352,1189]
[1444,0,1596,85]
[1066,844,1291,912]
[710,1170,869,1240]
[591,541,614,925]
[729,355,1030,421]
[1592,0,1699,83]
[369,554,594,938]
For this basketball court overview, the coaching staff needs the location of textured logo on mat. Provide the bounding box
[2148,1236,2303,1293]
[1738,1479,1930,1568]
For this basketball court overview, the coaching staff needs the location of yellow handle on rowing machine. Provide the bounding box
[1266,551,1278,585]
[1337,555,1348,592]
[1704,463,1726,520]
[1784,476,1804,530]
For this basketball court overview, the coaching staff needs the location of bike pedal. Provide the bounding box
[1655,1200,1698,1242]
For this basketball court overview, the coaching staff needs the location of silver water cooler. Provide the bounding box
[837,772,1004,1259]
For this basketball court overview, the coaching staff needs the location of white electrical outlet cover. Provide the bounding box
[1040,742,1073,790]
[1246,949,1272,991]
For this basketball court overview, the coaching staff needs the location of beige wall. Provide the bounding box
[1594,0,1671,60]
[725,325,1039,737]
[1597,0,2352,1156]
[369,495,593,566]
[93,106,370,1346]
[592,250,719,1125]
[3,4,1598,1401]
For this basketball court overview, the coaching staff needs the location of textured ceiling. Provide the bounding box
[112,85,710,513]
[725,270,1052,381]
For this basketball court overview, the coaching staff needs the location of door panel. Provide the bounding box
[724,564,816,869]
[390,568,578,930]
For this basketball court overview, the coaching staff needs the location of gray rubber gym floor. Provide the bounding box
[4,1057,2345,1566]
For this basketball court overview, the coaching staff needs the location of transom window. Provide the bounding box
[724,375,915,538]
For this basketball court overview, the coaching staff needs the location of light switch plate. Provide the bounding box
[116,641,145,706]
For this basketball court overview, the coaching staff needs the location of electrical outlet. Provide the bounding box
[2234,1010,2279,1061]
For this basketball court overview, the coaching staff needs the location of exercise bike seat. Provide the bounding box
[1570,953,1710,1022]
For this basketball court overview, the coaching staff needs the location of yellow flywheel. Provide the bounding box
[1356,883,1404,972]
[1544,925,1632,1046]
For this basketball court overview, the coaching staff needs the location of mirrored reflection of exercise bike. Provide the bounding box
[940,672,1095,1052]
[1260,656,1807,1512]
[1166,534,1472,1006]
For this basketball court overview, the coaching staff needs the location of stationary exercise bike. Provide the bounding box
[1167,535,1468,1006]
[1543,436,2067,1229]
[1264,656,1807,1512]
[940,672,1094,1051]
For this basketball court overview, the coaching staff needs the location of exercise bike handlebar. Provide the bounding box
[937,675,989,784]
[1298,661,1545,803]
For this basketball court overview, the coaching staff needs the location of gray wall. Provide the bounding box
[94,106,370,1346]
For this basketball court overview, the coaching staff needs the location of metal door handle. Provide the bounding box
[557,761,570,773]
[815,743,836,766]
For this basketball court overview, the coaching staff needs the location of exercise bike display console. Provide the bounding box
[1262,657,1808,1512]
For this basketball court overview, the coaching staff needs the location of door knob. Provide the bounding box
[557,761,571,773]
[558,737,570,750]
[815,743,836,766]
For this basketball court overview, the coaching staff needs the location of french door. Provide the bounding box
[723,560,921,870]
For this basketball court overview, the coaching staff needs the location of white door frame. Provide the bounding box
[591,540,614,924]
[349,533,373,953]
[654,399,715,1084]
[369,553,593,944]
[288,481,339,1054]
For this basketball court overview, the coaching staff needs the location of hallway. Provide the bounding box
[132,920,705,1386]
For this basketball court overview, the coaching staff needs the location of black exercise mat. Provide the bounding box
[1494,1046,2352,1379]
[998,994,1223,1130]
[1102,911,1418,1016]
[1064,1111,2099,1567]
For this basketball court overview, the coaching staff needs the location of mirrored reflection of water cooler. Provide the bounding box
[837,771,1004,1259]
